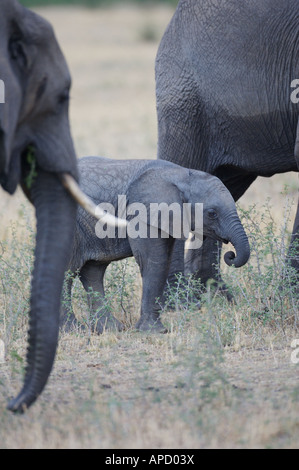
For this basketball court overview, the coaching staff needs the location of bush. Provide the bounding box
[0,205,34,365]
[0,194,298,356]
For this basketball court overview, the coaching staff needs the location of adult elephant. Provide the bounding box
[0,0,122,413]
[155,0,299,294]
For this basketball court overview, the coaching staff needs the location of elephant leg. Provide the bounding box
[290,131,299,288]
[130,237,175,333]
[166,238,185,285]
[79,261,124,334]
[185,169,257,300]
[185,237,232,298]
[287,198,299,286]
[163,238,185,297]
[163,238,202,309]
[60,272,78,332]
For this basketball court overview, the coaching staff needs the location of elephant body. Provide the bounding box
[61,156,250,334]
[155,0,299,289]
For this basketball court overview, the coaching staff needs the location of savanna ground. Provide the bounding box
[0,3,299,449]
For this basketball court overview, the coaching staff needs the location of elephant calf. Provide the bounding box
[61,156,250,334]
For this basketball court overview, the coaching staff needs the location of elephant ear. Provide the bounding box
[0,2,24,193]
[0,60,22,193]
[126,165,191,240]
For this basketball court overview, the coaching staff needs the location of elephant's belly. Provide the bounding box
[94,237,133,264]
[219,110,298,174]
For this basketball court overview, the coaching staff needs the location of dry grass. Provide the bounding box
[0,4,298,449]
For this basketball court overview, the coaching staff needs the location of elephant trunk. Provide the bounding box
[7,170,77,412]
[223,217,250,268]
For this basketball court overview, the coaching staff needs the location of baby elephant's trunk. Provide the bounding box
[224,218,250,268]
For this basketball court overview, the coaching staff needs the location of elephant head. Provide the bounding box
[188,170,250,268]
[0,0,125,413]
[127,163,250,268]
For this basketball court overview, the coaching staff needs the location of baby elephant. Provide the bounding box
[61,156,250,334]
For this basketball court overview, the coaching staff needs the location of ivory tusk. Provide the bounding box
[60,173,127,228]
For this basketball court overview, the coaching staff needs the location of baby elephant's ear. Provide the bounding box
[127,167,190,239]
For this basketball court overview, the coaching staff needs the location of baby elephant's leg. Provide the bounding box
[60,273,83,332]
[80,261,124,334]
[130,237,175,333]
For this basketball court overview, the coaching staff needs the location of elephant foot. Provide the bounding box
[190,276,234,303]
[60,307,85,333]
[93,314,125,335]
[61,316,86,334]
[164,292,201,311]
[135,317,168,334]
[61,311,124,335]
[211,280,234,303]
[162,281,201,311]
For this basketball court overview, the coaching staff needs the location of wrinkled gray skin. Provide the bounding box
[156,0,299,296]
[61,156,250,334]
[0,0,78,412]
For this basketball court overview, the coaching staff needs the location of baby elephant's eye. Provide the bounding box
[58,88,70,105]
[207,209,218,219]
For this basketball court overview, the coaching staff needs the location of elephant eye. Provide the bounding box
[58,88,70,105]
[9,37,27,69]
[207,209,218,219]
